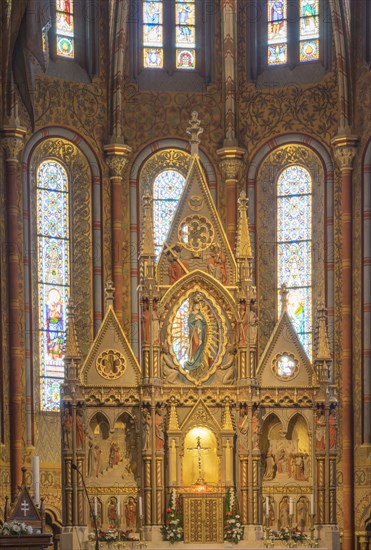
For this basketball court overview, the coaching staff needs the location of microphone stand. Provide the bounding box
[72,463,99,550]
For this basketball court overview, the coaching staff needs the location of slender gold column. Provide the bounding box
[217,148,245,250]
[331,134,358,550]
[1,124,26,499]
[104,143,132,326]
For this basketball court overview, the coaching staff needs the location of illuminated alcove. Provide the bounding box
[182,427,219,486]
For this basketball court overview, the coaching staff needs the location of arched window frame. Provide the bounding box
[130,0,214,91]
[253,142,331,364]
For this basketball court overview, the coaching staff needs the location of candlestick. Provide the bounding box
[266,496,269,516]
[117,495,120,516]
[32,456,40,506]
[94,496,97,517]
[289,497,294,516]
[309,513,318,547]
[310,494,314,515]
[138,496,143,516]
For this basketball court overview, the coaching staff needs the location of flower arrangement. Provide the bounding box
[88,529,133,543]
[268,527,310,543]
[224,488,244,544]
[0,521,33,536]
[161,489,183,544]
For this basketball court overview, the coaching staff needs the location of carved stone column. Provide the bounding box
[331,133,358,550]
[1,124,26,499]
[217,148,245,250]
[104,143,132,326]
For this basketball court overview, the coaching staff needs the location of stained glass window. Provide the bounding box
[175,1,196,69]
[267,0,320,66]
[142,1,196,70]
[153,170,186,259]
[56,0,74,58]
[267,0,287,65]
[277,165,312,357]
[299,0,320,62]
[143,1,164,68]
[37,160,70,411]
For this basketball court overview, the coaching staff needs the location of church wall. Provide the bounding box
[0,0,370,544]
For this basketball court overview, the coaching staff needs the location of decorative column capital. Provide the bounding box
[1,126,27,162]
[331,133,359,172]
[104,143,132,178]
[217,147,246,181]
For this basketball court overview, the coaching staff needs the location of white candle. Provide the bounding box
[266,496,269,516]
[289,497,294,516]
[117,496,120,516]
[138,496,143,516]
[94,496,98,516]
[310,494,314,515]
[32,456,40,506]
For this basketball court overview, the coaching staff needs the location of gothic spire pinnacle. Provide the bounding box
[105,280,115,309]
[315,302,332,360]
[279,284,289,315]
[141,193,155,258]
[168,400,180,431]
[65,299,81,360]
[236,190,252,260]
[186,111,203,156]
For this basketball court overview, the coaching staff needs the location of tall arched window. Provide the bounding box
[277,165,312,357]
[37,160,70,411]
[56,0,75,58]
[153,169,186,259]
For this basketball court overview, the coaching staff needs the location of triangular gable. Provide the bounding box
[180,399,221,433]
[157,155,237,287]
[257,311,313,387]
[80,306,141,387]
[9,483,42,530]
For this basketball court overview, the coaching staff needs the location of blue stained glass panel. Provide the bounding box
[153,170,186,260]
[277,165,312,358]
[277,195,311,241]
[37,160,70,411]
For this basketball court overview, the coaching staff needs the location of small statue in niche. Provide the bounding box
[297,496,309,532]
[251,408,261,450]
[238,300,249,345]
[107,496,119,528]
[238,405,248,451]
[62,407,72,449]
[207,243,227,284]
[142,407,152,451]
[263,451,276,480]
[279,497,290,529]
[315,409,326,451]
[76,408,85,450]
[125,497,137,530]
[167,245,188,283]
[152,299,161,345]
[155,405,166,450]
[249,298,258,346]
[141,300,151,344]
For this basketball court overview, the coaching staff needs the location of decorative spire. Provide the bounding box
[168,400,180,431]
[65,299,81,360]
[315,303,332,360]
[105,279,115,309]
[186,111,203,156]
[236,190,252,261]
[279,284,289,315]
[141,193,155,258]
[222,401,234,431]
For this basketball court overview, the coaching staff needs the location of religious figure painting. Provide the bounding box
[167,289,228,384]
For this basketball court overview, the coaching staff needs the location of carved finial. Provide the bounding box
[315,302,331,360]
[105,280,115,308]
[168,401,180,431]
[186,111,203,156]
[65,299,81,359]
[279,284,289,314]
[222,401,234,431]
[236,190,252,260]
[141,193,155,257]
